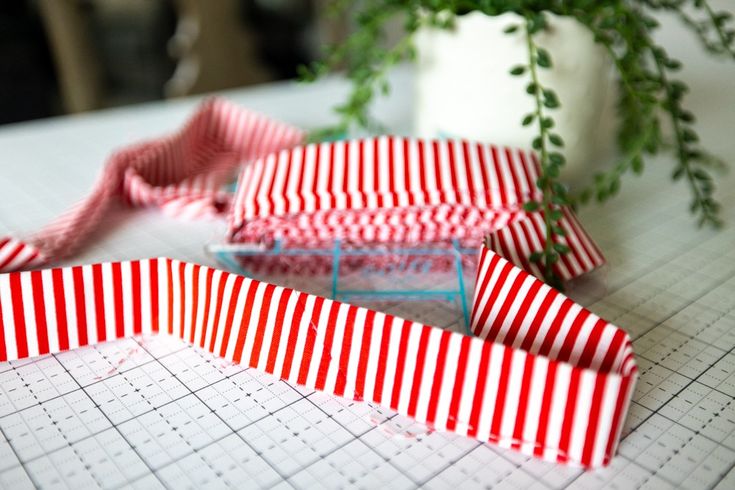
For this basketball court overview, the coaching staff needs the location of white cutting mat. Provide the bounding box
[0,154,735,490]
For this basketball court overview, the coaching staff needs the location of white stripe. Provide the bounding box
[62,267,79,349]
[322,303,350,393]
[414,328,443,423]
[102,263,117,341]
[520,357,548,455]
[474,343,505,441]
[286,294,315,385]
[82,266,97,344]
[256,287,286,371]
[362,312,386,402]
[396,322,422,414]
[41,269,59,352]
[140,260,152,336]
[543,363,572,461]
[121,262,134,338]
[19,273,39,357]
[433,334,462,431]
[341,307,367,399]
[498,350,525,448]
[454,338,483,436]
[568,369,596,462]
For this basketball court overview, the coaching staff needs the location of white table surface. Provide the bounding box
[1,9,735,490]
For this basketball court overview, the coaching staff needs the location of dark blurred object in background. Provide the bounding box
[0,0,334,125]
[0,3,59,124]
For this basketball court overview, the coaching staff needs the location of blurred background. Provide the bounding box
[0,0,348,125]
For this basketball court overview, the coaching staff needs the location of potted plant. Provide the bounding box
[302,0,734,285]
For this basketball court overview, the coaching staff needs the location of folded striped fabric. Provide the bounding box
[0,248,636,468]
[228,136,604,280]
[0,99,636,468]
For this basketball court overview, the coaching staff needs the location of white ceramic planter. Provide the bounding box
[415,12,614,183]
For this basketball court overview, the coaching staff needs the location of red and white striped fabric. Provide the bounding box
[0,249,636,468]
[0,98,306,273]
[228,136,604,280]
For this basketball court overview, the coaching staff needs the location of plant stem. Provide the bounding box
[524,16,558,286]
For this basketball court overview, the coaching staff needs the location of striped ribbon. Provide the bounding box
[0,99,636,468]
[228,136,604,280]
[0,98,306,273]
[0,249,636,468]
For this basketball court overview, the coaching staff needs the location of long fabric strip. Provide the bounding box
[0,248,636,468]
[0,99,306,273]
[228,136,604,280]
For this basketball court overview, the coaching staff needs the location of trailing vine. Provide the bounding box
[302,0,734,286]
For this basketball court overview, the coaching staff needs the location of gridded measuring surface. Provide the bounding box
[2,180,735,488]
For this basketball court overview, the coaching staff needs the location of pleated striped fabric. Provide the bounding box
[228,136,605,280]
[0,98,306,273]
[0,249,636,468]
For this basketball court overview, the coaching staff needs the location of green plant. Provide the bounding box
[301,0,734,287]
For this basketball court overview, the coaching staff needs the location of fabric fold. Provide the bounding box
[0,98,306,273]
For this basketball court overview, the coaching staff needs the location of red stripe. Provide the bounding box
[279,292,308,379]
[490,146,508,204]
[577,320,607,370]
[461,141,476,200]
[333,306,358,396]
[510,354,536,449]
[177,262,186,338]
[0,287,6,361]
[581,374,608,466]
[373,138,383,208]
[112,262,125,338]
[519,288,557,352]
[72,266,88,346]
[446,141,461,203]
[315,302,343,391]
[537,299,573,357]
[297,296,325,385]
[503,280,542,347]
[197,268,214,343]
[402,139,415,206]
[247,283,277,366]
[353,309,376,400]
[417,140,430,204]
[489,347,514,439]
[91,264,107,342]
[474,143,492,204]
[189,265,200,343]
[474,261,514,339]
[389,320,413,410]
[603,375,633,465]
[231,280,259,364]
[445,336,472,432]
[217,276,245,358]
[326,142,337,209]
[311,144,322,210]
[484,270,526,343]
[557,367,582,463]
[557,309,591,363]
[9,274,28,358]
[466,341,493,438]
[131,261,142,335]
[206,273,230,351]
[30,271,49,354]
[534,361,558,458]
[51,269,69,350]
[166,260,174,335]
[372,315,395,404]
[503,148,523,201]
[148,259,159,333]
[425,330,452,426]
[406,326,432,418]
[0,244,24,271]
[265,288,294,374]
